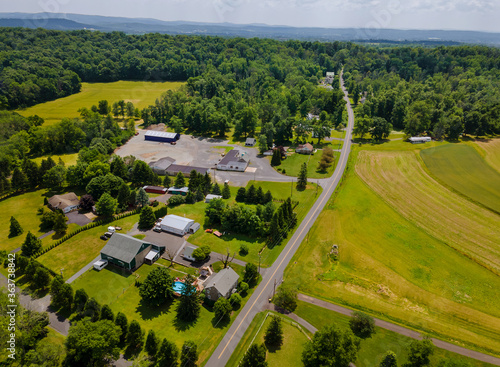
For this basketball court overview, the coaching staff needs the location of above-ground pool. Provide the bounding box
[172,281,185,293]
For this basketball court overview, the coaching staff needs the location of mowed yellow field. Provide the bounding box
[475,138,500,173]
[16,81,184,126]
[355,150,500,275]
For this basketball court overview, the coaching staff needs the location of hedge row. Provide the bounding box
[32,208,141,259]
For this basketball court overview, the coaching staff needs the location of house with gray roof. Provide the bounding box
[100,233,165,271]
[204,267,240,301]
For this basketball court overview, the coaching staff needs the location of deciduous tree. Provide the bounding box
[139,267,174,307]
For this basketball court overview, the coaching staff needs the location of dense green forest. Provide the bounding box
[1,27,500,197]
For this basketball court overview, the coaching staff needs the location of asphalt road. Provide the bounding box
[204,70,355,367]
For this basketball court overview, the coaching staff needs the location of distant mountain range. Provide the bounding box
[1,12,499,45]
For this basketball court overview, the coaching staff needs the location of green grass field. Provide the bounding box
[71,262,258,365]
[294,301,496,367]
[38,214,140,279]
[284,148,500,356]
[187,181,321,267]
[32,153,79,167]
[227,311,311,367]
[16,81,184,126]
[421,144,500,213]
[271,150,339,179]
[474,138,500,173]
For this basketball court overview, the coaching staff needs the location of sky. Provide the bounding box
[1,0,499,32]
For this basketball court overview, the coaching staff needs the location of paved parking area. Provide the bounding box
[127,224,187,257]
[66,211,92,226]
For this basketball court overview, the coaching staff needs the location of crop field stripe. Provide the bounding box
[420,144,500,213]
[355,150,500,275]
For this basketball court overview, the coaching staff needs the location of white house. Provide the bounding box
[216,150,249,172]
[409,137,432,144]
[160,214,195,235]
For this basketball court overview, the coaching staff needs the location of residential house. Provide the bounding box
[295,143,314,155]
[204,267,240,301]
[48,193,80,213]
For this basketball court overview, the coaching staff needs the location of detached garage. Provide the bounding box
[144,131,180,143]
[160,214,197,235]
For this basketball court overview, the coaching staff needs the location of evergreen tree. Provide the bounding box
[263,190,273,204]
[110,156,128,179]
[74,288,88,312]
[185,191,196,204]
[53,211,68,234]
[9,216,23,237]
[157,338,179,367]
[116,182,131,211]
[33,267,51,290]
[135,187,149,208]
[180,341,198,367]
[271,149,281,166]
[127,320,144,349]
[83,297,101,322]
[21,231,42,257]
[222,182,231,199]
[255,186,264,204]
[188,170,199,192]
[240,344,268,367]
[235,187,246,202]
[50,276,64,307]
[23,159,41,188]
[195,190,205,202]
[264,315,284,347]
[203,172,212,194]
[296,162,308,190]
[211,183,221,195]
[176,274,200,322]
[100,304,115,321]
[59,283,74,308]
[11,167,28,191]
[246,184,256,204]
[115,312,128,343]
[145,329,159,357]
[163,174,171,188]
[175,172,185,188]
[138,206,156,229]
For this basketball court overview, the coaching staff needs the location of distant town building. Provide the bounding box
[245,138,256,146]
[148,157,209,177]
[144,131,180,143]
[409,137,432,144]
[296,143,314,155]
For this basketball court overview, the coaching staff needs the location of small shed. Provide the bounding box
[143,185,168,194]
[409,137,432,144]
[205,194,222,203]
[160,214,195,235]
[144,131,180,143]
[204,267,240,301]
[182,245,197,261]
[296,143,314,155]
[167,187,189,196]
[245,138,256,146]
[48,192,80,213]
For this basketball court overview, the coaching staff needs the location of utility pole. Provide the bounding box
[258,253,261,274]
[60,268,64,279]
[290,178,293,198]
[273,278,277,298]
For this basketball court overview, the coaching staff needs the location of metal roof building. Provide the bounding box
[100,233,164,270]
[160,214,196,235]
[144,131,180,143]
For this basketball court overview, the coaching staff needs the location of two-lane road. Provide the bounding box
[205,71,355,367]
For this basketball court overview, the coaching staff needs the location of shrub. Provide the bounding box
[239,244,249,256]
[229,293,242,308]
[168,195,185,206]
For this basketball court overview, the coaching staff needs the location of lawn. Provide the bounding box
[420,144,500,213]
[16,81,184,126]
[474,138,500,173]
[38,213,140,279]
[227,311,311,367]
[71,262,259,365]
[32,153,79,167]
[356,150,500,275]
[294,301,496,367]
[271,150,339,179]
[284,148,500,356]
[187,181,321,267]
[0,189,56,252]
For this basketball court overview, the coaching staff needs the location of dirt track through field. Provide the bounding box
[355,150,500,275]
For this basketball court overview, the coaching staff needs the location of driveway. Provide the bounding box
[127,224,187,257]
[66,211,92,226]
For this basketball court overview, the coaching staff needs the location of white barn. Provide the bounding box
[409,137,432,144]
[160,215,195,235]
[216,150,248,172]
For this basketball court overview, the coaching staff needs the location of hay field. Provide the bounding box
[420,145,500,213]
[474,138,500,173]
[356,150,500,275]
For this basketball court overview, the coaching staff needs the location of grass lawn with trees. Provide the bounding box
[227,311,311,367]
[38,213,140,279]
[33,153,79,167]
[420,144,500,213]
[271,150,340,179]
[294,301,496,367]
[284,147,500,357]
[187,181,321,267]
[71,262,260,365]
[16,81,184,126]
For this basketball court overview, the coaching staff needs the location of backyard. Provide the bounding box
[270,149,340,179]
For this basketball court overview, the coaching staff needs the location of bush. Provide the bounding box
[229,293,242,308]
[192,245,211,261]
[168,195,185,206]
[239,244,249,256]
[214,297,232,320]
[349,311,376,339]
[238,282,249,296]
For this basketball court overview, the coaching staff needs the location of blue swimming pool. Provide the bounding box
[172,281,185,293]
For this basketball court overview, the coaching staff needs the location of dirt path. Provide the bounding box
[298,294,500,366]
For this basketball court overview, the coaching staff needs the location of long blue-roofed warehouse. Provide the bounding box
[144,131,180,143]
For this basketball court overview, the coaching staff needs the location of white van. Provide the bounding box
[107,226,116,233]
[93,259,108,271]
